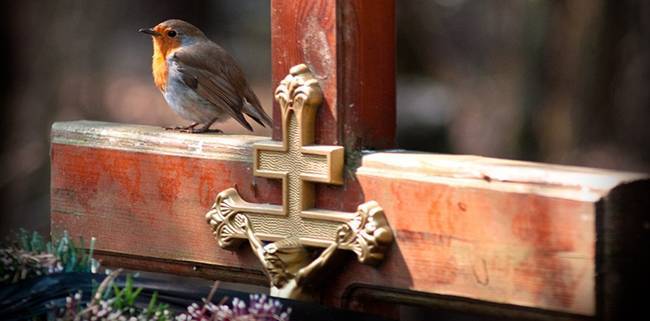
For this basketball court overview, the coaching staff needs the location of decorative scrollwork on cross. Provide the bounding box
[336,201,393,265]
[205,188,248,250]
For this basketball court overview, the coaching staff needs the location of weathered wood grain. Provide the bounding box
[50,121,648,318]
[271,0,396,150]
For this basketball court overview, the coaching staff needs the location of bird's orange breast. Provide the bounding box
[151,37,181,92]
[152,53,168,92]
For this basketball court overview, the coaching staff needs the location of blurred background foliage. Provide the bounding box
[0,0,648,235]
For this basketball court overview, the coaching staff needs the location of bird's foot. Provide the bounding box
[165,123,199,131]
[179,121,222,134]
[166,121,222,134]
[184,127,223,134]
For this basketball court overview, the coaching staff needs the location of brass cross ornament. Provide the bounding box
[206,64,393,300]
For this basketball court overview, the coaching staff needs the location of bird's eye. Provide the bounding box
[167,30,177,37]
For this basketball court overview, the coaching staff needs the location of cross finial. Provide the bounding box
[274,64,325,149]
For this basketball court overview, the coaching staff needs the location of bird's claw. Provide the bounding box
[165,122,199,131]
[164,123,223,133]
[178,128,222,134]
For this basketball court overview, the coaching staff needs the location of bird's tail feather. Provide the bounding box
[243,100,273,128]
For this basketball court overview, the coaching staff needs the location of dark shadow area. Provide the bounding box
[344,285,591,321]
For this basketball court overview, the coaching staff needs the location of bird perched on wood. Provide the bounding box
[139,19,272,133]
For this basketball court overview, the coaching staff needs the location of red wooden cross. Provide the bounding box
[50,1,649,320]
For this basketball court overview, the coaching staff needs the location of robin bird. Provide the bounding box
[139,19,272,133]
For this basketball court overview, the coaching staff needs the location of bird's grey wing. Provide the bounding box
[172,49,253,131]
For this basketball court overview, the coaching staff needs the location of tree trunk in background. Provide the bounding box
[576,0,650,170]
[528,1,602,164]
[530,0,650,171]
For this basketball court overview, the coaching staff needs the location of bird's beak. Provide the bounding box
[138,28,161,37]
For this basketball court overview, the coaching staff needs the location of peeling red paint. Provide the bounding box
[101,152,144,203]
[157,158,183,214]
[52,146,101,213]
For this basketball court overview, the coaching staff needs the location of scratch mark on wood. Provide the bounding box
[472,257,489,286]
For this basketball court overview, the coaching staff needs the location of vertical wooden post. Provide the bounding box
[270,0,396,314]
[271,0,396,151]
[271,0,396,217]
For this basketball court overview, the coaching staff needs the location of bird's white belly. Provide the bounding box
[163,63,226,124]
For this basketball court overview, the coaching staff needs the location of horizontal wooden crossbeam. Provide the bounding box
[51,121,648,318]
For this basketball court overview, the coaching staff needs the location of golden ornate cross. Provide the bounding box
[206,64,392,265]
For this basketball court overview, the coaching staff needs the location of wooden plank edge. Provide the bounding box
[51,120,270,162]
[358,151,647,202]
[92,250,268,287]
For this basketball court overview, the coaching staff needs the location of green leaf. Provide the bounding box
[88,238,95,259]
[91,279,99,298]
[146,291,159,316]
[30,231,43,252]
[112,283,124,310]
[18,229,29,251]
[128,287,143,305]
[65,250,77,272]
[112,284,123,299]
